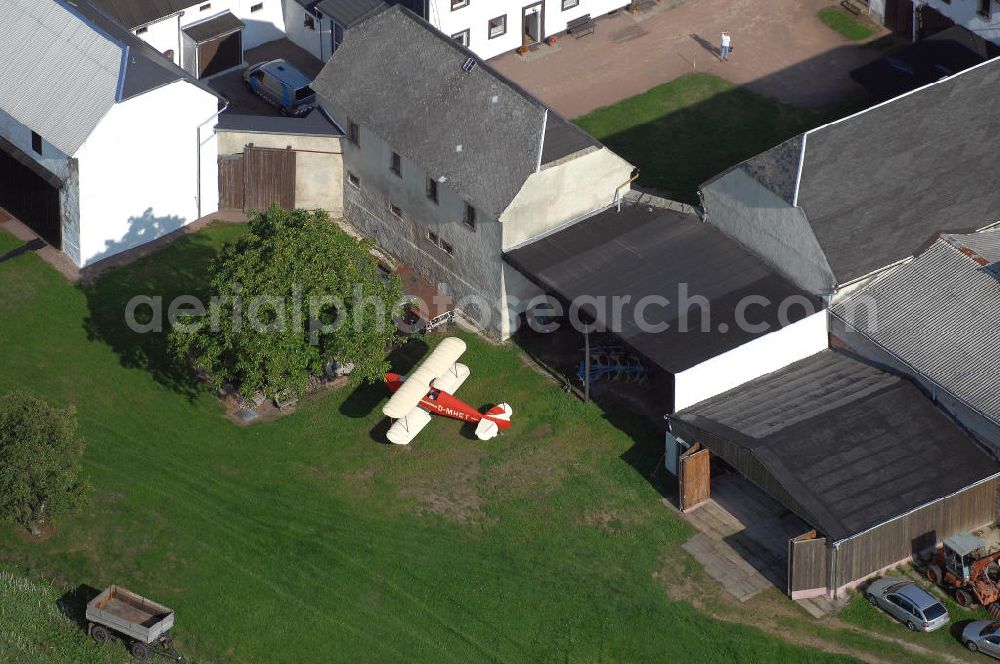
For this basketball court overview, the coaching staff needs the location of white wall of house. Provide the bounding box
[136,14,184,65]
[428,0,627,60]
[500,145,633,249]
[284,1,328,60]
[918,0,1000,44]
[134,0,287,73]
[673,310,829,411]
[74,81,219,266]
[0,108,73,182]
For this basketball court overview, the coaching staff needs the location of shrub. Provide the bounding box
[170,207,404,399]
[0,392,87,530]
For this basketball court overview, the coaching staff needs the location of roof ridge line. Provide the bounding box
[389,5,551,114]
[940,233,991,266]
[804,54,1000,138]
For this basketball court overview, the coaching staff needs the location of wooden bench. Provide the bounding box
[567,14,596,38]
[840,0,862,15]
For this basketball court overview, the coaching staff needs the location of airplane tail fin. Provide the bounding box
[475,403,513,441]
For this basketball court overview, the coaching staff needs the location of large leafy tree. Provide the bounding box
[170,207,403,399]
[0,392,88,531]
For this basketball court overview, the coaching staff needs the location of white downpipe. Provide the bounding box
[196,100,229,218]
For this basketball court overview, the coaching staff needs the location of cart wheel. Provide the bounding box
[956,589,976,608]
[91,624,110,644]
[130,641,150,661]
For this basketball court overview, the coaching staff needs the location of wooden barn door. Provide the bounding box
[218,154,245,210]
[678,444,710,512]
[788,531,828,599]
[218,145,296,213]
[243,146,296,212]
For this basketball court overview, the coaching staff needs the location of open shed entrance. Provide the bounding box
[0,142,61,248]
[185,12,245,78]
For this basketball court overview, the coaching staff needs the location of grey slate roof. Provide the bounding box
[312,5,602,219]
[0,1,220,157]
[677,350,999,541]
[183,11,245,43]
[717,57,1000,285]
[833,230,1000,422]
[316,0,389,28]
[504,202,820,374]
[89,0,193,28]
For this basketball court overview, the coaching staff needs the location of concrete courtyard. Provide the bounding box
[491,0,891,117]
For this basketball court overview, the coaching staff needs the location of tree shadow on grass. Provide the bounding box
[340,337,429,419]
[79,232,226,400]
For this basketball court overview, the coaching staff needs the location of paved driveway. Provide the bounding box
[491,0,891,117]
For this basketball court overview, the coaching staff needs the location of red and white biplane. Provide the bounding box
[382,337,512,445]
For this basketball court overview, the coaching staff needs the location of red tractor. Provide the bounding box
[926,532,1000,614]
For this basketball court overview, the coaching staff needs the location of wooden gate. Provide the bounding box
[218,155,245,210]
[678,444,710,512]
[788,531,828,599]
[218,145,296,213]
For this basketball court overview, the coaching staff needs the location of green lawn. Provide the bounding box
[574,74,862,205]
[841,575,993,659]
[0,565,124,663]
[818,7,878,41]
[0,226,870,662]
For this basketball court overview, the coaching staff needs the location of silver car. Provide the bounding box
[963,621,1000,658]
[865,577,950,632]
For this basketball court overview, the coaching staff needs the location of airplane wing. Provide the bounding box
[382,337,467,419]
[386,406,432,445]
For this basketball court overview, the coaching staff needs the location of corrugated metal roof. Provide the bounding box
[0,0,121,156]
[834,230,1000,422]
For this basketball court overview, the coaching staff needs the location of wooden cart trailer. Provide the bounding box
[86,585,182,661]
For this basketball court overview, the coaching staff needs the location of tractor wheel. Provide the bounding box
[91,624,110,644]
[956,589,976,608]
[130,641,150,661]
[926,564,942,584]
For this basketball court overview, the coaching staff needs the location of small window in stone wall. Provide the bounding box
[347,171,360,188]
[390,203,403,219]
[463,203,476,230]
[440,239,454,256]
[426,177,439,204]
[31,131,42,155]
[427,230,439,245]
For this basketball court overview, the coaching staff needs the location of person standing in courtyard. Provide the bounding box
[720,31,731,61]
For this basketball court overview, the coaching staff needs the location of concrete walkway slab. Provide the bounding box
[491,0,891,118]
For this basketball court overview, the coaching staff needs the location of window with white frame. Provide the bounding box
[488,15,507,39]
[451,0,469,9]
[562,0,580,9]
[452,29,470,47]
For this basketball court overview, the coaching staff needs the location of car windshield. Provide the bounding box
[923,603,946,620]
[980,621,1000,637]
[295,86,314,101]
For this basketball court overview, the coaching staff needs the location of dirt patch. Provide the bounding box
[397,462,483,524]
[13,522,57,544]
[583,511,626,534]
